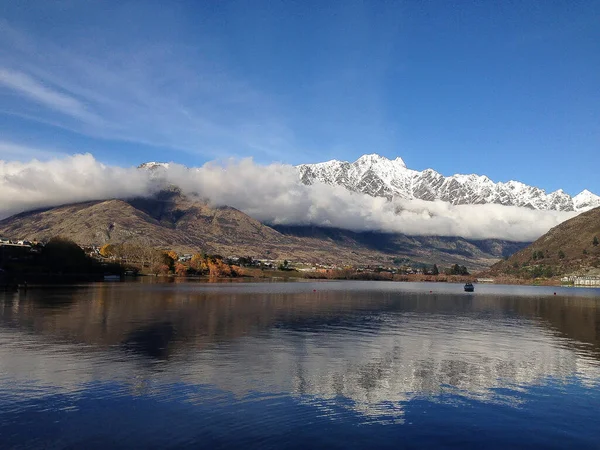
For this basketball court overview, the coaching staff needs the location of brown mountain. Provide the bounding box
[0,190,526,270]
[0,189,293,258]
[272,225,525,270]
[487,207,600,278]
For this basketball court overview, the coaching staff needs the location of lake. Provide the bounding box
[1,280,599,449]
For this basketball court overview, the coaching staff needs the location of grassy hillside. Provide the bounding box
[487,207,600,278]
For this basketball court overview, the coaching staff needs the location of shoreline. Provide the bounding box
[2,272,574,290]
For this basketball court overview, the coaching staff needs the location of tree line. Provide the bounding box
[99,243,242,277]
[422,264,469,276]
[1,237,123,283]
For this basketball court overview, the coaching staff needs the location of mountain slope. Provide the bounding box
[0,193,291,257]
[487,207,600,277]
[298,154,600,212]
[273,225,527,269]
[0,191,526,270]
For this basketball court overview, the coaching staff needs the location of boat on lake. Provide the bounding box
[464,282,474,292]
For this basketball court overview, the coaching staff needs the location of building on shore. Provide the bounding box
[561,276,600,286]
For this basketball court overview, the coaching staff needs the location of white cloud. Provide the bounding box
[0,154,578,241]
[0,68,98,123]
[0,154,154,218]
[0,21,293,160]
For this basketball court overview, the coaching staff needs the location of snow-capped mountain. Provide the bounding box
[138,162,170,170]
[297,154,600,212]
[572,189,600,211]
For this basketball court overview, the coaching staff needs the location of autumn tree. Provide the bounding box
[190,253,208,274]
[153,264,170,276]
[208,258,232,277]
[99,244,115,258]
[174,262,188,276]
[125,244,146,265]
[162,250,178,272]
[113,244,129,261]
[142,246,160,268]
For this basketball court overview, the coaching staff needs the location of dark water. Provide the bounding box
[1,280,600,449]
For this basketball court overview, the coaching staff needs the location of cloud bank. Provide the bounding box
[0,154,578,241]
[0,154,153,218]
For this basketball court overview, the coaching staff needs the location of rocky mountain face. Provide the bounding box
[0,190,291,258]
[273,225,527,270]
[297,154,600,212]
[0,190,527,270]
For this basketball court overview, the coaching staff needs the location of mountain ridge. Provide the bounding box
[139,154,600,212]
[0,191,528,270]
[297,154,600,212]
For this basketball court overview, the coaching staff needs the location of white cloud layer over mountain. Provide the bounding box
[0,153,578,241]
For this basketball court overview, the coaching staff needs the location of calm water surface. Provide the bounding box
[1,280,599,449]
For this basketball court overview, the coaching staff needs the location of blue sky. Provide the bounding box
[0,0,598,195]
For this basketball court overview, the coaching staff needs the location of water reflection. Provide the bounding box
[0,281,599,425]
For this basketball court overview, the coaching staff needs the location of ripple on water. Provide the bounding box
[1,282,600,448]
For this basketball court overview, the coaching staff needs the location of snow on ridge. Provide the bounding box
[298,154,600,213]
[573,189,600,211]
[138,161,170,170]
[136,155,600,213]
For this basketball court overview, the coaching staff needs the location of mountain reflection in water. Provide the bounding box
[0,280,599,448]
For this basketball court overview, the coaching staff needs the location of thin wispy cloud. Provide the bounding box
[0,154,577,241]
[0,2,597,195]
[0,68,96,123]
[0,20,294,160]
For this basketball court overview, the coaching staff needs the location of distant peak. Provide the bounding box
[138,162,169,170]
[393,156,407,167]
[354,153,406,168]
[573,190,600,211]
[575,189,595,197]
[356,153,386,161]
[297,153,598,213]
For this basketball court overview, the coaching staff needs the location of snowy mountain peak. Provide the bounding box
[573,189,600,211]
[355,153,407,168]
[138,162,169,170]
[575,189,595,199]
[393,156,406,166]
[298,154,599,213]
[356,153,384,162]
[137,155,599,213]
